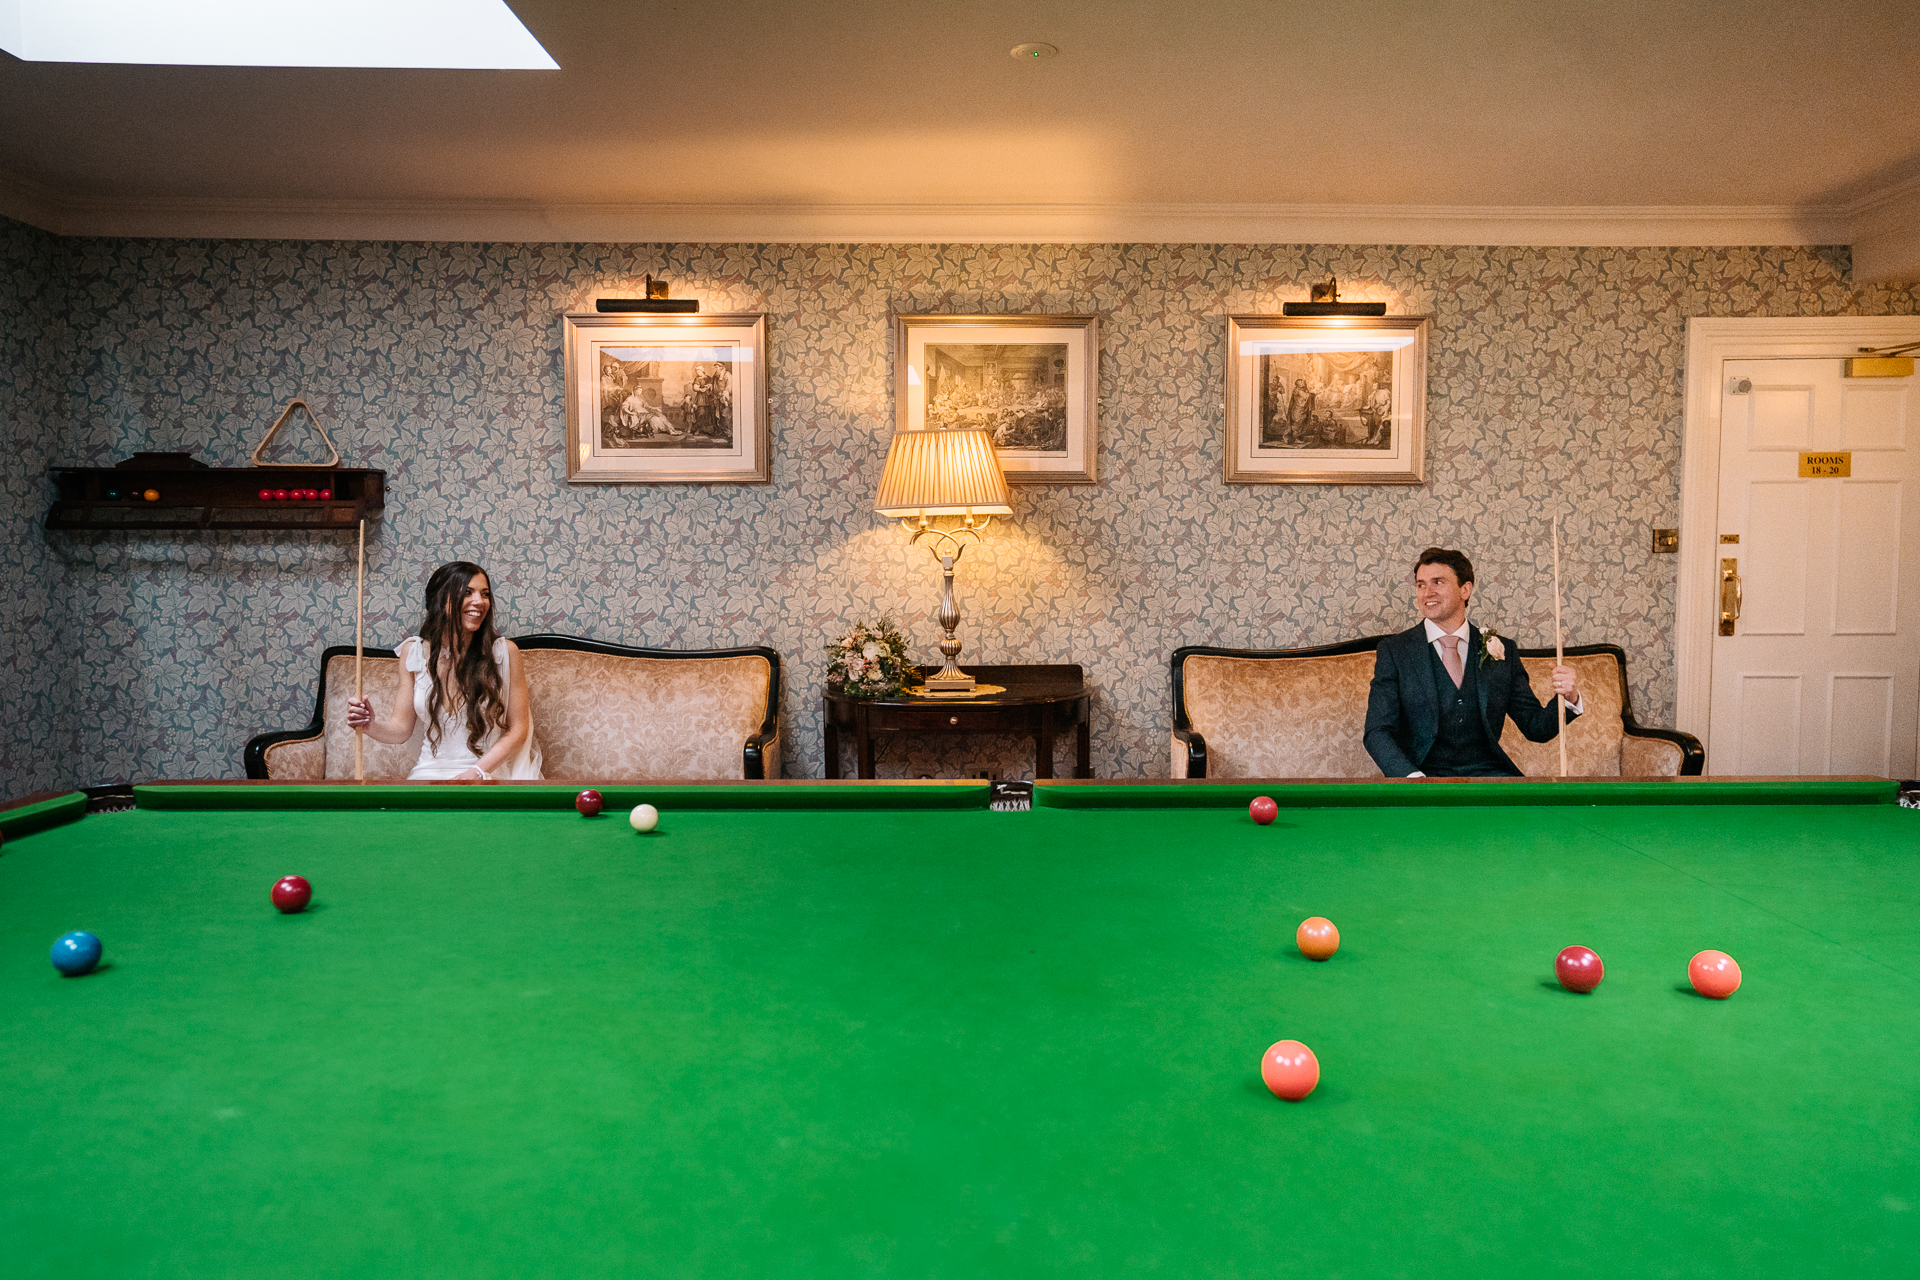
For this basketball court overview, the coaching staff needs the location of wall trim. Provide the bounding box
[0,184,1863,247]
[1676,316,1920,771]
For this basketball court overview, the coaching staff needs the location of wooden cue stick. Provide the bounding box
[354,518,366,781]
[1553,518,1567,778]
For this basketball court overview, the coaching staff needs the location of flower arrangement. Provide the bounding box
[826,618,915,699]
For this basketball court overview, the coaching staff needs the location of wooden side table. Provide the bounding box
[823,664,1092,780]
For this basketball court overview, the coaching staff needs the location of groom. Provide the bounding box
[1364,548,1583,778]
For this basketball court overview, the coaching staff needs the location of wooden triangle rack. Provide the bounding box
[252,399,341,468]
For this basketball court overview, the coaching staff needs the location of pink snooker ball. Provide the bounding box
[1261,1040,1320,1101]
[1249,796,1278,825]
[1689,950,1742,999]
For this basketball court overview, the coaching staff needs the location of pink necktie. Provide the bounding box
[1439,635,1464,688]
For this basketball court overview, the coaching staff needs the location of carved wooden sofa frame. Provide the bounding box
[1170,637,1704,779]
[245,635,782,781]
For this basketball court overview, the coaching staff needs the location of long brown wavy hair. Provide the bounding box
[418,561,508,757]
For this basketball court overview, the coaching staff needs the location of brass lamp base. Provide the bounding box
[926,550,975,692]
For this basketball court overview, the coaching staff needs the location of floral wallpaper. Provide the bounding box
[0,219,74,796]
[3,220,1917,792]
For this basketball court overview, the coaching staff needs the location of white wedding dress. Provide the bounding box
[402,637,544,780]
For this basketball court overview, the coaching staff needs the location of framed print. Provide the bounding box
[564,311,769,484]
[1224,314,1429,484]
[894,313,1099,484]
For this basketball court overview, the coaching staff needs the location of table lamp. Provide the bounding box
[874,427,1012,693]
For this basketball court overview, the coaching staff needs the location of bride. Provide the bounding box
[345,561,542,780]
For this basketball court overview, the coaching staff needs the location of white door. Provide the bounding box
[1710,357,1920,777]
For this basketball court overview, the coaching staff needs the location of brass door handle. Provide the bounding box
[1719,558,1742,635]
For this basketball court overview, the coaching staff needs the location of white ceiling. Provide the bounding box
[1,0,1917,272]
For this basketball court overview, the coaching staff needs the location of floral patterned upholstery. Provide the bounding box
[1175,653,1382,779]
[257,645,777,780]
[522,650,777,780]
[263,654,423,781]
[1499,654,1626,777]
[1174,646,1689,779]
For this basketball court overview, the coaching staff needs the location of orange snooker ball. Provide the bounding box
[1296,916,1339,961]
[1689,949,1742,999]
[1261,1040,1320,1101]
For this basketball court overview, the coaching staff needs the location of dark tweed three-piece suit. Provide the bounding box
[1363,622,1579,778]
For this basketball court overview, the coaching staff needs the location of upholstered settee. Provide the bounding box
[245,635,781,780]
[1170,638,1703,779]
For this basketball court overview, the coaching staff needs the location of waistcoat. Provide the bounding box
[1419,636,1508,776]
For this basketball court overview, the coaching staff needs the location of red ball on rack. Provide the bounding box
[273,489,289,501]
[258,489,272,501]
[319,488,333,501]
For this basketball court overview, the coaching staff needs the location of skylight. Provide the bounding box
[0,0,559,69]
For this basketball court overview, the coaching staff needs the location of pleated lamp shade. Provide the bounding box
[874,428,1013,518]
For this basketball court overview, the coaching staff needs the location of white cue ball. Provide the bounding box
[629,803,659,833]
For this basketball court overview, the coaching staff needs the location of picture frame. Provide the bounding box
[1223,314,1430,484]
[894,313,1099,484]
[563,311,770,484]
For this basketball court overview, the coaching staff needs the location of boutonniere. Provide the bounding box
[1479,628,1506,665]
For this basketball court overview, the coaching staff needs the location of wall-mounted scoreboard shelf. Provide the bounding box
[46,453,385,532]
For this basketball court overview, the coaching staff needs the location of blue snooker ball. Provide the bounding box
[50,930,102,977]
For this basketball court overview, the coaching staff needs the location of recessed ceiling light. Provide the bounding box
[1010,42,1058,61]
[0,0,559,69]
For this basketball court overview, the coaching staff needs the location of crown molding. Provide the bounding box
[1845,171,1920,284]
[1845,169,1920,219]
[0,175,1877,249]
[0,165,70,236]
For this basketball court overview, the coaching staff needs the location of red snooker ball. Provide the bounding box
[258,488,272,501]
[575,789,604,817]
[273,489,289,501]
[1555,944,1604,993]
[319,488,333,501]
[1249,796,1278,825]
[1261,1040,1320,1100]
[1689,949,1742,999]
[271,875,312,913]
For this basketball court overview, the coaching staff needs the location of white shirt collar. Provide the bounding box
[1423,617,1471,643]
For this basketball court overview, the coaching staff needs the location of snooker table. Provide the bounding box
[2,776,1917,1279]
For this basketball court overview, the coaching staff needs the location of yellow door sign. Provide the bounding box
[1799,451,1851,477]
